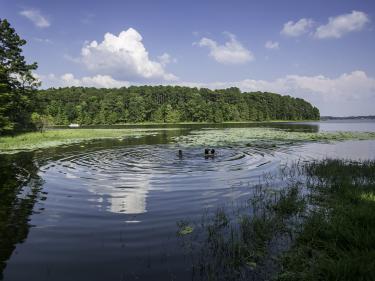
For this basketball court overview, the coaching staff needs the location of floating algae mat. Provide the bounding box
[174,127,375,147]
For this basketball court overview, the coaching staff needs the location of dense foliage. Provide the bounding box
[36,86,320,125]
[0,19,38,135]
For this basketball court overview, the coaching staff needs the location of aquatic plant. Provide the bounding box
[177,159,375,281]
[177,220,194,236]
[178,173,307,280]
[174,128,375,147]
[278,159,375,281]
[0,128,177,153]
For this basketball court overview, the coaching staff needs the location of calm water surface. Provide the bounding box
[1,121,375,281]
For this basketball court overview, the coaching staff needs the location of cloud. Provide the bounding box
[281,18,314,37]
[80,28,177,81]
[314,10,370,39]
[19,9,50,28]
[34,37,53,44]
[37,73,130,88]
[265,40,279,50]
[157,53,176,66]
[196,32,254,64]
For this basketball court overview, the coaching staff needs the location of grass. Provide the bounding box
[0,128,166,152]
[174,128,375,147]
[278,160,375,281]
[178,159,375,281]
[178,182,306,280]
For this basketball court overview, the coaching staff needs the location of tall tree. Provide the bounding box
[0,18,39,134]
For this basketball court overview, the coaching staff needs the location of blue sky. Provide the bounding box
[1,0,375,116]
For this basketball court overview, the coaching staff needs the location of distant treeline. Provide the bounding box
[36,86,320,125]
[321,115,375,120]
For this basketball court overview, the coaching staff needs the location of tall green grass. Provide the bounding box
[278,160,375,281]
[178,160,375,281]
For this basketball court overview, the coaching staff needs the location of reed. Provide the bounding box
[178,159,375,280]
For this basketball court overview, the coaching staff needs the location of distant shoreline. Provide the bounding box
[321,115,375,120]
[51,120,320,128]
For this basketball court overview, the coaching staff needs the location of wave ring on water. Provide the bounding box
[37,145,289,215]
[41,145,280,176]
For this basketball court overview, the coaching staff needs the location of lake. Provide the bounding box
[1,120,375,281]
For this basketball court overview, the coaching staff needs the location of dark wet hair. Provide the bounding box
[205,148,210,154]
[178,149,183,155]
[211,149,215,154]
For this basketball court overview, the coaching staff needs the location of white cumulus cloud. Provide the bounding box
[265,40,279,50]
[157,53,176,66]
[37,73,130,88]
[196,32,254,64]
[314,10,370,39]
[80,28,177,81]
[19,9,50,28]
[281,18,314,37]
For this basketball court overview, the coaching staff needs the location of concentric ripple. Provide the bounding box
[37,145,287,216]
[41,145,282,180]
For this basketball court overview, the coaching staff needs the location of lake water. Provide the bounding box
[1,120,375,281]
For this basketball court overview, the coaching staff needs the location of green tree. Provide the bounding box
[128,95,146,122]
[164,104,180,123]
[31,112,54,132]
[0,19,39,134]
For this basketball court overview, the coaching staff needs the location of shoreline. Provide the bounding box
[51,120,320,128]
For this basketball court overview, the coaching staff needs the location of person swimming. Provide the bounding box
[204,148,215,158]
[178,149,183,158]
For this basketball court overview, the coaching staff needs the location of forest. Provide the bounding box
[35,86,320,125]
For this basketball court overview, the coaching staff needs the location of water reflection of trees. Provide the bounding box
[0,152,43,280]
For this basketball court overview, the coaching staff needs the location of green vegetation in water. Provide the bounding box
[174,127,375,147]
[0,128,166,152]
[278,159,375,281]
[177,221,195,236]
[178,160,375,281]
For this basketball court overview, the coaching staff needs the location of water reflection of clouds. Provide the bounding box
[85,175,151,215]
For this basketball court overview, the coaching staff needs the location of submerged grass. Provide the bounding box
[178,182,307,280]
[178,159,375,281]
[174,128,375,147]
[0,128,164,152]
